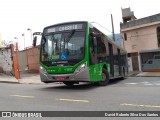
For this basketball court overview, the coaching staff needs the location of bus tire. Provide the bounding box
[63,82,75,86]
[97,68,109,86]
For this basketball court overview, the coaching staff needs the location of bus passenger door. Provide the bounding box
[108,43,114,77]
[89,36,101,81]
[118,49,121,76]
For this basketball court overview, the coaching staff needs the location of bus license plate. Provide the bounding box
[55,77,66,80]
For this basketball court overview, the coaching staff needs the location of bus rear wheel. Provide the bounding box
[97,68,109,86]
[63,82,75,86]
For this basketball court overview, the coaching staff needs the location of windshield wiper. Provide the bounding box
[65,30,75,42]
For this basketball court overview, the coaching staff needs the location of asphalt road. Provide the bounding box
[0,77,160,119]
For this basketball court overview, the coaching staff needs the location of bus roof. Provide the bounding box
[44,21,88,30]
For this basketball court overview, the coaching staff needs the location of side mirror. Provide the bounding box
[90,32,102,37]
[33,36,37,47]
[89,32,94,37]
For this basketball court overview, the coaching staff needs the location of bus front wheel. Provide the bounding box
[97,68,109,86]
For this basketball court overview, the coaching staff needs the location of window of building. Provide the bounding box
[124,33,127,41]
[157,27,160,47]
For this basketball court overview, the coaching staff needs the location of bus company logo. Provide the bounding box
[2,112,11,117]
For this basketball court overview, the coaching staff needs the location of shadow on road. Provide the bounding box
[40,78,125,91]
[108,78,126,85]
[40,83,99,91]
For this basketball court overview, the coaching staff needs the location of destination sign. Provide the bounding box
[44,24,84,33]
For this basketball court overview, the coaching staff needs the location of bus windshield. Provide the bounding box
[40,31,85,66]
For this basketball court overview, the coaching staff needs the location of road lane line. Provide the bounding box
[10,95,34,98]
[125,83,137,85]
[56,98,89,103]
[121,103,160,108]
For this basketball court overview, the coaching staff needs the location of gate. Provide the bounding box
[140,50,160,72]
[26,46,40,73]
[132,56,139,71]
[128,52,139,71]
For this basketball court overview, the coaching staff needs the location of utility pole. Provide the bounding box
[111,14,115,41]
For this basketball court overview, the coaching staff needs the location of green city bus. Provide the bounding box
[38,21,128,86]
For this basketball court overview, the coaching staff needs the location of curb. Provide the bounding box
[136,75,160,77]
[0,81,19,84]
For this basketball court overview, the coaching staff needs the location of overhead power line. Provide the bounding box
[90,22,113,33]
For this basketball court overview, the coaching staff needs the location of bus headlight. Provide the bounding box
[74,62,87,74]
[40,66,47,74]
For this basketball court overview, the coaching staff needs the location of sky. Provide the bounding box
[0,0,159,50]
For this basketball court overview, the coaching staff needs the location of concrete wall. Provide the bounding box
[26,46,40,73]
[0,34,2,48]
[121,24,159,53]
[0,47,13,73]
[18,50,27,71]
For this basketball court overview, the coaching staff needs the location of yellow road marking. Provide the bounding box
[10,95,34,98]
[121,103,160,108]
[56,98,89,103]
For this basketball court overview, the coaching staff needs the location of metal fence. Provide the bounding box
[140,50,160,72]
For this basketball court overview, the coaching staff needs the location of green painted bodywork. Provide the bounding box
[89,62,109,82]
[39,60,86,74]
[39,22,109,82]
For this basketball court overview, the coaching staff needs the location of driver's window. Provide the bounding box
[89,28,98,65]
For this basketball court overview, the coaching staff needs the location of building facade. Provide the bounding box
[0,34,2,48]
[120,8,160,71]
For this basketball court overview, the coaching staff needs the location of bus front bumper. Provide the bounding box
[39,67,90,83]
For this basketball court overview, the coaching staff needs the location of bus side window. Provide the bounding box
[97,36,106,62]
[89,34,98,65]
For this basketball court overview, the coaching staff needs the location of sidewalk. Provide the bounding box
[136,72,160,77]
[0,72,43,84]
[18,71,43,84]
[0,73,18,83]
[128,71,160,77]
[128,71,140,77]
[19,74,43,84]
